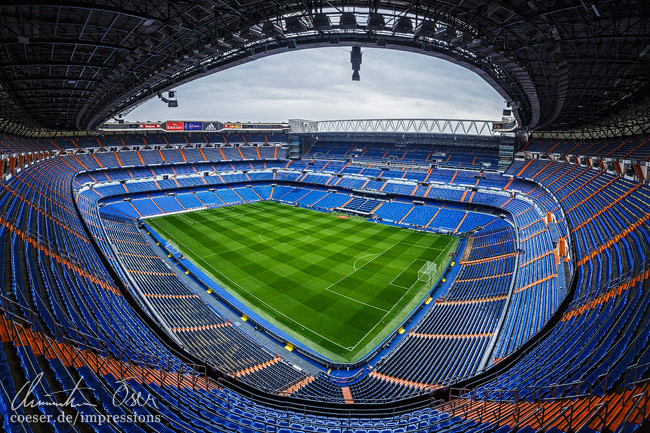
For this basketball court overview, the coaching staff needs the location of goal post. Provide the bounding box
[418,260,437,284]
[165,240,180,256]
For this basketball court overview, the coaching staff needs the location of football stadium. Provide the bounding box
[0,1,649,433]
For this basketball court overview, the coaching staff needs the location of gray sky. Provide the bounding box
[125,47,504,123]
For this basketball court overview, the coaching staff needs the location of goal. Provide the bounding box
[418,261,437,284]
[165,240,180,256]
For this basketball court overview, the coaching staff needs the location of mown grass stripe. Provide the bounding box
[149,201,458,362]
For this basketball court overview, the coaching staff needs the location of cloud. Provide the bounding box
[125,47,503,123]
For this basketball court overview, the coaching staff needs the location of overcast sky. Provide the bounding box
[125,47,504,123]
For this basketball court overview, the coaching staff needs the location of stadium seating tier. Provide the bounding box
[1,132,649,433]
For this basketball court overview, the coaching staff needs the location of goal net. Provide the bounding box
[165,240,180,256]
[418,261,437,284]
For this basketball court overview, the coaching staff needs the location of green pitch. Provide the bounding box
[147,200,458,363]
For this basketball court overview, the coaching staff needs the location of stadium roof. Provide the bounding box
[0,1,649,136]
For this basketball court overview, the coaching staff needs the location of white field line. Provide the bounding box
[389,282,414,290]
[176,213,192,224]
[389,257,427,288]
[353,252,381,271]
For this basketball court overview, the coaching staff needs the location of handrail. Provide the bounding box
[613,391,648,432]
[510,405,545,431]
[577,400,609,433]
[540,405,572,432]
[625,361,650,386]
